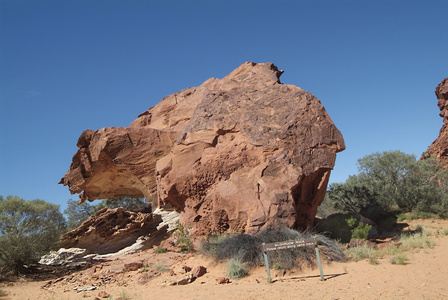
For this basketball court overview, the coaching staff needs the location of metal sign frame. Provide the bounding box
[261,237,325,282]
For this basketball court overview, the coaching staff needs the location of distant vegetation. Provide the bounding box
[320,150,448,219]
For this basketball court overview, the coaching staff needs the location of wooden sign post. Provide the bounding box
[261,238,325,282]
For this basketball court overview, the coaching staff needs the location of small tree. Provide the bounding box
[325,176,378,214]
[64,198,94,231]
[0,196,66,274]
[356,150,416,211]
[398,157,448,214]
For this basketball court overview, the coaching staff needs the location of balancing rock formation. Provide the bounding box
[60,62,345,236]
[423,77,448,167]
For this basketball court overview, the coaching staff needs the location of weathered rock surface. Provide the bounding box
[39,248,87,266]
[423,77,448,166]
[58,208,168,254]
[60,62,345,235]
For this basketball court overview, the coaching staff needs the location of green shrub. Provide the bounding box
[173,223,194,253]
[325,152,448,218]
[226,257,248,279]
[346,217,372,240]
[316,214,353,243]
[0,196,66,274]
[153,246,167,254]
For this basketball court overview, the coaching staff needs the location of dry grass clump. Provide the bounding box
[345,224,436,265]
[389,252,408,265]
[201,227,346,278]
[443,228,448,236]
[345,244,377,262]
[226,258,249,279]
[152,263,169,273]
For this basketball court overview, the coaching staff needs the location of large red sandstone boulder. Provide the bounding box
[423,77,448,166]
[60,62,345,235]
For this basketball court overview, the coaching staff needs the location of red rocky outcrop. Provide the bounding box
[423,77,448,166]
[60,62,345,235]
[58,208,165,254]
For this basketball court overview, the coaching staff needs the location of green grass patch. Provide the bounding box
[345,224,436,265]
[153,246,167,253]
[153,263,169,273]
[226,257,249,279]
[345,244,376,261]
[442,227,448,236]
[400,227,435,251]
[389,252,408,265]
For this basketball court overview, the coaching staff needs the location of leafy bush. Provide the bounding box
[346,217,372,240]
[0,196,66,274]
[315,214,353,243]
[173,223,194,253]
[325,151,448,218]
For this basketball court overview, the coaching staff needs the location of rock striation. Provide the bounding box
[58,207,167,254]
[423,77,448,166]
[60,62,345,235]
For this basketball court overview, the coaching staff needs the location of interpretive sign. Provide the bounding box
[261,237,325,282]
[261,238,317,252]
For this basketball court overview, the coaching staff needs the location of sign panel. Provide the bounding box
[261,237,325,282]
[261,238,317,252]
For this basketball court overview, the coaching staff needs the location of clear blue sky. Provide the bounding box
[1,0,447,212]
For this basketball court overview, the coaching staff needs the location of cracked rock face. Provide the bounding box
[423,77,448,166]
[60,62,345,235]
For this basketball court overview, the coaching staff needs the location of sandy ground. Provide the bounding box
[1,219,448,300]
